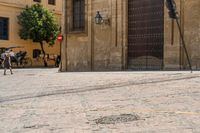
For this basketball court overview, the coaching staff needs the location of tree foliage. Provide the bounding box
[18,4,59,66]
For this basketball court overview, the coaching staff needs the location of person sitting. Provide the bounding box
[9,50,15,57]
[9,50,17,63]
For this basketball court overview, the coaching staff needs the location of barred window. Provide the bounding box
[73,0,85,31]
[33,49,41,58]
[33,0,41,2]
[0,17,9,40]
[48,0,55,5]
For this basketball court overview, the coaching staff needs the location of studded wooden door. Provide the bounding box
[128,0,164,70]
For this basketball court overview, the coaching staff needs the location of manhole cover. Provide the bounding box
[95,114,140,124]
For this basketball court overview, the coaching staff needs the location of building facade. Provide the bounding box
[61,0,200,71]
[0,0,62,67]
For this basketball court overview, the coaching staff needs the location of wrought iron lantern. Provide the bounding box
[95,11,103,24]
[165,0,178,19]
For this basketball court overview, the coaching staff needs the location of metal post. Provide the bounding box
[165,0,192,73]
[175,18,192,73]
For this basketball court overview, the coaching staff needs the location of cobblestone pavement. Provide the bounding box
[0,69,200,133]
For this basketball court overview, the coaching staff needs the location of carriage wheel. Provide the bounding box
[22,57,32,68]
[11,61,18,68]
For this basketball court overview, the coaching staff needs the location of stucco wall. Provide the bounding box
[0,0,62,13]
[0,0,62,67]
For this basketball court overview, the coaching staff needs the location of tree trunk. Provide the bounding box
[40,42,48,67]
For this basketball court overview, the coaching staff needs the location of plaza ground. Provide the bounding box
[0,68,200,133]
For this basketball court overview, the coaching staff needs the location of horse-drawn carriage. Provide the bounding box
[0,46,32,68]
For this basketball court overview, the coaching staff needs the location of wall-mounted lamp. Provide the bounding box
[95,11,110,25]
[95,11,103,24]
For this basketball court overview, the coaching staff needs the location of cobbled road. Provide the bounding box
[0,69,200,133]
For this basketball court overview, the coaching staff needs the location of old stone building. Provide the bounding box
[61,0,200,71]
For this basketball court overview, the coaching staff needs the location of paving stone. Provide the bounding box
[0,69,200,133]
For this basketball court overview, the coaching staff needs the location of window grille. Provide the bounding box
[0,17,9,40]
[73,0,85,31]
[33,49,41,58]
[33,0,41,2]
[48,0,55,5]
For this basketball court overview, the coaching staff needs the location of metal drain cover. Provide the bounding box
[95,114,140,124]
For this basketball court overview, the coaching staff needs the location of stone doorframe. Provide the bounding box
[123,0,186,70]
[122,0,128,70]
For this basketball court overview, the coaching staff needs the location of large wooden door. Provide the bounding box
[128,0,164,70]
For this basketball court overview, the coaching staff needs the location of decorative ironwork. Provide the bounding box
[33,0,41,2]
[48,0,55,5]
[128,0,164,70]
[73,0,85,31]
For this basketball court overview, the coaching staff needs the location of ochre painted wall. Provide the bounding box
[0,0,62,67]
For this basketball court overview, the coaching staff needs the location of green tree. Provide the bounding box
[18,4,59,67]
